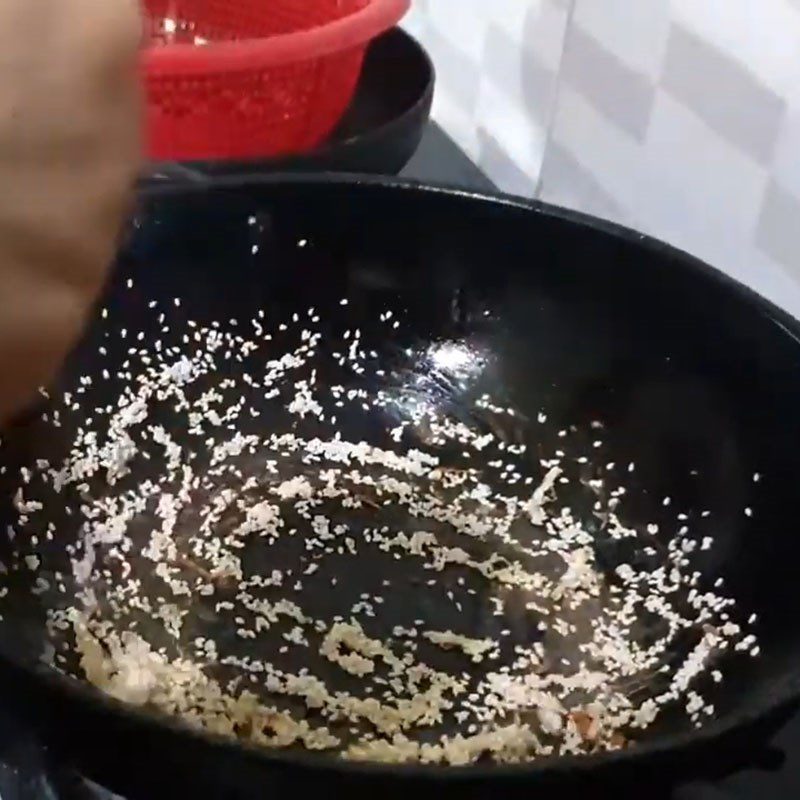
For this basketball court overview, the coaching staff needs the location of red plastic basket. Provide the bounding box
[142,0,410,161]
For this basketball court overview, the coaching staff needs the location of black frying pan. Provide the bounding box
[0,176,799,799]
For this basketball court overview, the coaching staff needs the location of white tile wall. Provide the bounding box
[405,0,800,317]
[404,0,570,186]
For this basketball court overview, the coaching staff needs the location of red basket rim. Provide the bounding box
[142,0,410,76]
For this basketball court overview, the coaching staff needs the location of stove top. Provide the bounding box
[2,125,798,800]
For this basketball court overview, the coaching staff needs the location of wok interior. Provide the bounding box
[1,179,800,763]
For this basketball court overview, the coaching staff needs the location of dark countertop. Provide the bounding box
[401,124,495,191]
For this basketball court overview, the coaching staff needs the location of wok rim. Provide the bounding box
[8,172,800,782]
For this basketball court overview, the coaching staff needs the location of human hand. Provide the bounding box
[0,0,142,422]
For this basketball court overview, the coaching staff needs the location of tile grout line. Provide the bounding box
[533,0,578,199]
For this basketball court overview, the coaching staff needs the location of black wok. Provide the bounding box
[0,176,799,798]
